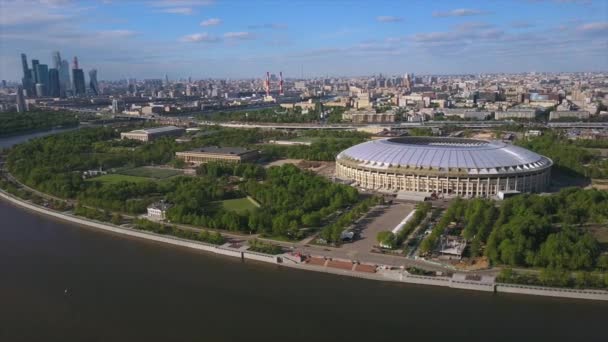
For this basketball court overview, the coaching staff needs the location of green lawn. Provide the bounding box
[220,197,259,213]
[117,167,182,179]
[87,174,153,184]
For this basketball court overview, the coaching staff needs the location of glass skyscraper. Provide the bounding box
[48,68,60,97]
[35,63,49,96]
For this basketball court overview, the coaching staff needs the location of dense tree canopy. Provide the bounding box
[517,132,608,179]
[421,188,608,271]
[0,111,79,137]
[6,126,369,240]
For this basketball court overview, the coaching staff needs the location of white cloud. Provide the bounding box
[247,23,288,30]
[432,8,489,17]
[454,22,493,31]
[411,28,503,43]
[511,21,534,28]
[180,32,219,43]
[161,7,193,15]
[151,0,214,15]
[224,31,255,40]
[376,16,402,23]
[200,18,222,26]
[577,22,608,33]
[97,30,136,38]
[150,0,214,7]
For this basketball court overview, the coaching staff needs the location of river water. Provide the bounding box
[1,131,607,342]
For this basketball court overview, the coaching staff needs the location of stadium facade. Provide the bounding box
[335,137,552,197]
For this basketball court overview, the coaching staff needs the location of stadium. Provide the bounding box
[335,137,552,197]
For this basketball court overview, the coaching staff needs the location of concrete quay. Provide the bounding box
[1,188,607,302]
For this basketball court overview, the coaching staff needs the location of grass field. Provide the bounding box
[87,174,152,184]
[220,197,259,213]
[117,167,182,179]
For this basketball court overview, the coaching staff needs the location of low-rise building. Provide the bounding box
[549,110,590,121]
[147,201,172,220]
[120,126,185,142]
[495,109,539,120]
[176,146,258,166]
[348,110,395,124]
[441,108,490,120]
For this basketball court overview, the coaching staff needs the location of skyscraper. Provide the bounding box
[31,59,40,84]
[52,51,62,69]
[16,86,27,112]
[89,69,99,95]
[35,63,49,96]
[72,57,86,96]
[61,59,71,96]
[52,51,70,97]
[48,68,60,97]
[20,53,34,96]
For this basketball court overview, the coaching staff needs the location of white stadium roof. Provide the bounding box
[337,137,552,174]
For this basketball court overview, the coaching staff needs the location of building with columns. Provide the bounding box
[335,137,552,198]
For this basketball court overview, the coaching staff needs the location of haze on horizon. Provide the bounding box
[1,0,607,81]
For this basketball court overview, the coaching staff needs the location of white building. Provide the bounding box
[147,201,172,220]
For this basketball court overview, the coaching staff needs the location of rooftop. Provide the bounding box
[130,126,184,134]
[184,146,255,156]
[338,137,552,172]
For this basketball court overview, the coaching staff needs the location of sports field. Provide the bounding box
[87,174,152,184]
[117,167,182,179]
[220,197,259,213]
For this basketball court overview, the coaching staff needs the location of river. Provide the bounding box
[1,130,607,342]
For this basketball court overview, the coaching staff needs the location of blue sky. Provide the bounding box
[1,0,607,80]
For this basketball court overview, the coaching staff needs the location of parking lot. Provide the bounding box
[340,202,415,259]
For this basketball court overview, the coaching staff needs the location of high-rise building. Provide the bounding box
[52,51,70,97]
[35,83,44,97]
[72,69,86,95]
[111,98,124,114]
[48,68,60,97]
[72,57,86,96]
[89,69,99,95]
[34,63,49,96]
[16,86,27,112]
[52,51,62,69]
[20,53,34,96]
[31,59,40,84]
[60,59,71,96]
[20,53,29,79]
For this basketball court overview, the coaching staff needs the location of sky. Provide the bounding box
[0,0,607,81]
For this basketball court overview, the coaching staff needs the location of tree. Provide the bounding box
[377,231,396,249]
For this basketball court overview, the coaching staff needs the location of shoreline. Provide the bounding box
[1,188,607,302]
[0,124,79,140]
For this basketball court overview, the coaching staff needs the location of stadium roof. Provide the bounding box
[337,137,552,173]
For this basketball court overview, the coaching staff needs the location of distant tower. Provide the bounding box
[265,71,270,97]
[15,86,27,112]
[20,53,34,96]
[89,69,99,95]
[48,68,61,97]
[164,74,169,86]
[111,98,124,113]
[60,59,71,95]
[52,51,62,69]
[34,63,49,96]
[53,51,69,97]
[72,57,86,96]
[279,71,284,96]
[31,59,40,85]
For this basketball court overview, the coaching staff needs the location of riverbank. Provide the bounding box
[1,188,607,302]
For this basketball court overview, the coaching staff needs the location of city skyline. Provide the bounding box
[1,0,607,80]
